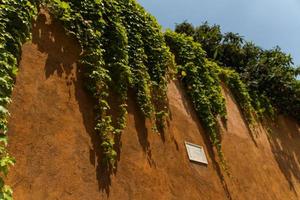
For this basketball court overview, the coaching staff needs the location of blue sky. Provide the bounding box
[137,0,300,66]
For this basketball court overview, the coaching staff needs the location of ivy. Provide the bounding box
[47,0,173,168]
[219,68,255,125]
[175,21,299,122]
[4,2,295,198]
[0,0,37,199]
[165,30,259,167]
[165,30,227,163]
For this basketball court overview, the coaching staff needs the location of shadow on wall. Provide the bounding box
[221,84,258,147]
[29,10,300,200]
[172,80,233,200]
[31,11,112,196]
[267,116,300,195]
[31,10,156,197]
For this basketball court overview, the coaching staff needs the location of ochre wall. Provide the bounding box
[221,86,300,200]
[6,11,300,200]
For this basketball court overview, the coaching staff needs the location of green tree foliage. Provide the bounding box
[175,21,195,37]
[175,21,300,122]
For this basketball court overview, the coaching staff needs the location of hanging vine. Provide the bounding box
[165,30,227,163]
[165,30,257,167]
[218,68,255,125]
[175,21,299,122]
[1,1,299,200]
[46,0,174,168]
[3,1,295,199]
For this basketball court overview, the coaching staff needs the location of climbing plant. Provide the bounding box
[3,1,299,199]
[165,30,257,165]
[165,30,227,163]
[175,21,300,122]
[46,0,174,168]
[218,68,255,125]
[0,0,37,199]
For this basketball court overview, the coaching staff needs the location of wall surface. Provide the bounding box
[6,11,300,200]
[220,86,300,200]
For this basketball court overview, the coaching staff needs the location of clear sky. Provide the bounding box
[137,0,300,66]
